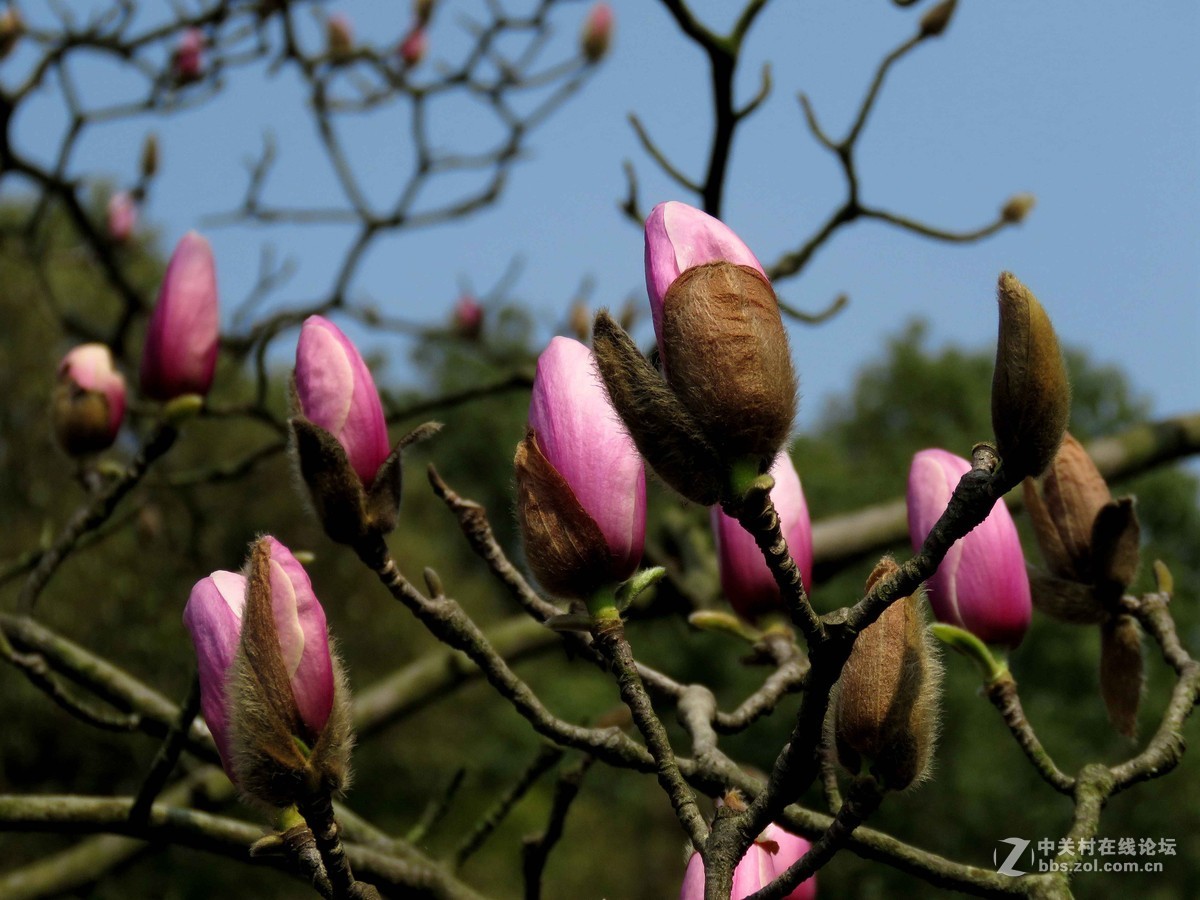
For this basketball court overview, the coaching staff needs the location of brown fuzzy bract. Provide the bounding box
[1100,613,1144,739]
[1023,433,1112,582]
[591,311,725,505]
[833,557,941,791]
[514,432,614,598]
[230,539,312,807]
[52,383,113,457]
[661,263,796,470]
[230,539,353,807]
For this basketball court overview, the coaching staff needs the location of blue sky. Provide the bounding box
[8,0,1198,430]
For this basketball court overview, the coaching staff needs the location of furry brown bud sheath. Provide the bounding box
[833,558,942,791]
[661,261,797,468]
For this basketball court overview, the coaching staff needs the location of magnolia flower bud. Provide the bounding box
[173,28,205,84]
[452,294,482,339]
[711,451,813,621]
[679,824,816,899]
[295,316,390,487]
[217,536,350,805]
[184,569,248,775]
[398,27,427,68]
[907,449,1031,647]
[106,191,137,243]
[53,344,127,456]
[327,14,355,59]
[595,202,795,505]
[140,231,219,401]
[580,3,614,63]
[644,201,766,352]
[991,272,1070,480]
[291,316,415,547]
[834,558,941,791]
[516,337,646,598]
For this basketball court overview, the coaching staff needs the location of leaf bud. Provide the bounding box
[1001,192,1036,224]
[919,0,957,38]
[140,133,160,178]
[991,271,1070,480]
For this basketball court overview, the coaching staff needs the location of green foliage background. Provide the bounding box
[1,210,1197,898]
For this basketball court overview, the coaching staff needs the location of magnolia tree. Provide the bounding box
[0,1,1197,899]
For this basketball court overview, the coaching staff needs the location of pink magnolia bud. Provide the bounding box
[294,315,391,487]
[711,451,813,620]
[183,569,248,774]
[173,28,205,83]
[398,26,428,68]
[907,448,1032,646]
[106,191,137,243]
[516,337,646,596]
[680,824,816,899]
[140,231,220,400]
[327,13,354,59]
[644,200,765,350]
[258,535,336,739]
[183,537,336,781]
[452,294,483,338]
[580,3,613,63]
[54,343,127,455]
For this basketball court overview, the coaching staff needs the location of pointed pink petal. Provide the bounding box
[528,337,646,579]
[644,201,765,349]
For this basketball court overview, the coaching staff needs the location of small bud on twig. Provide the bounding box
[919,0,957,38]
[140,133,160,178]
[1001,192,1036,224]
